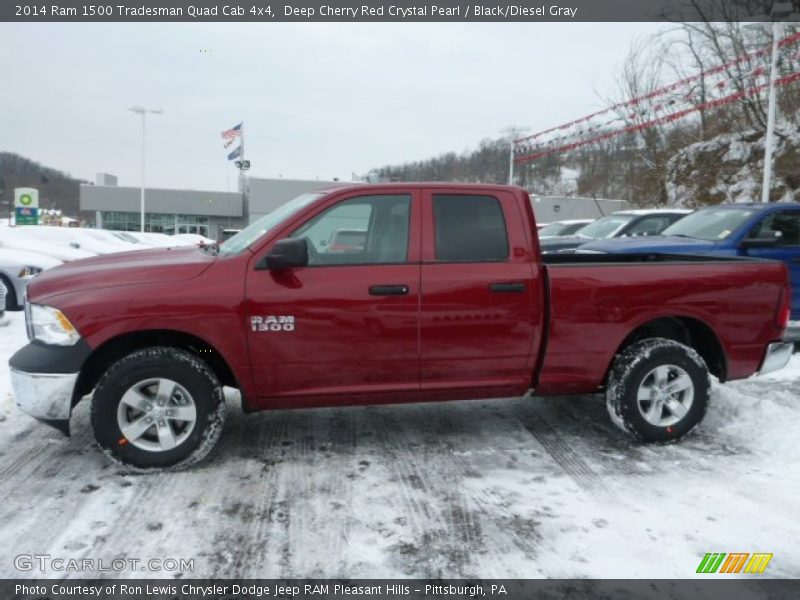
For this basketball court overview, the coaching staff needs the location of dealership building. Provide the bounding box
[80,175,628,238]
[80,175,344,239]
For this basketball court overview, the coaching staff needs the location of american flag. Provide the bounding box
[221,123,242,148]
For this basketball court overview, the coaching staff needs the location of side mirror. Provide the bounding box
[265,237,309,270]
[741,235,780,249]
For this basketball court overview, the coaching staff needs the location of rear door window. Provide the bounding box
[433,194,509,262]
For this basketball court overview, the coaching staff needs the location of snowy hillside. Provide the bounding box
[667,130,800,206]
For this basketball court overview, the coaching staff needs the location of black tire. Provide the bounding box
[605,338,710,443]
[0,275,19,311]
[91,347,226,469]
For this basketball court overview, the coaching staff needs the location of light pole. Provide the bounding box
[501,127,527,186]
[509,138,515,185]
[128,106,163,231]
[752,3,794,202]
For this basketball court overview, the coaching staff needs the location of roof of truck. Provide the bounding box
[313,182,529,194]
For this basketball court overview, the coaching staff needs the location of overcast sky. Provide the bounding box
[1,22,667,191]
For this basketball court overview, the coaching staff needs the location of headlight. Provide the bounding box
[18,266,43,279]
[574,249,604,254]
[27,304,81,346]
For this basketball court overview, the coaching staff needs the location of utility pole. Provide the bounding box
[501,126,527,186]
[761,20,780,202]
[509,138,515,185]
[127,106,163,231]
[752,2,794,202]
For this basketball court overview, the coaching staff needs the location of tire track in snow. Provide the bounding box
[424,406,545,568]
[369,403,550,577]
[0,439,47,480]
[514,399,619,503]
[199,403,358,578]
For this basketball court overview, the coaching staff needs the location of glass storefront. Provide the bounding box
[101,211,209,237]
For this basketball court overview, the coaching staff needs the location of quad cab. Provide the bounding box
[9,184,793,468]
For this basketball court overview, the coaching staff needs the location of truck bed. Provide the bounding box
[542,252,772,265]
[535,252,789,394]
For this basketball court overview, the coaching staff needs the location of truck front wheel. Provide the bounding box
[91,347,227,469]
[605,338,710,442]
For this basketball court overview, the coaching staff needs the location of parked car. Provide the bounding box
[172,233,218,246]
[9,184,791,469]
[0,228,96,262]
[540,209,692,253]
[537,219,594,238]
[109,231,144,245]
[220,229,242,242]
[70,228,143,253]
[327,228,368,252]
[577,202,800,321]
[0,248,62,310]
[1,225,132,255]
[122,231,176,247]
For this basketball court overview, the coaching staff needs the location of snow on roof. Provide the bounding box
[615,208,693,215]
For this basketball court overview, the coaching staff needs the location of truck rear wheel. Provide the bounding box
[605,338,710,442]
[91,347,226,469]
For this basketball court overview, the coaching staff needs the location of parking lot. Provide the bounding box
[1,311,798,578]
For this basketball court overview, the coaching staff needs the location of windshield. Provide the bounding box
[576,214,634,239]
[218,192,325,255]
[662,208,755,241]
[538,222,572,236]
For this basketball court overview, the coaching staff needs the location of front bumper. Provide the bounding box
[759,341,794,375]
[9,340,91,436]
[10,368,78,435]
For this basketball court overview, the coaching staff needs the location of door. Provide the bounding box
[246,191,421,400]
[741,209,800,318]
[420,189,543,391]
[623,214,684,237]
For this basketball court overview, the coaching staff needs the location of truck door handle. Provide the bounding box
[369,285,409,296]
[489,282,526,293]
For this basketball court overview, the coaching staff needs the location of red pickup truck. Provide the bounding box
[9,184,793,469]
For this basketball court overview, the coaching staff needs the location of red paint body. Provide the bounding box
[27,184,790,410]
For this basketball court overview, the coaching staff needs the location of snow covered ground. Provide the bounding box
[0,310,798,579]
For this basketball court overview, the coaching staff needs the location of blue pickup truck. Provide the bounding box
[578,203,800,322]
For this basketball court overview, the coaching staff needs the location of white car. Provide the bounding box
[67,228,140,253]
[538,219,594,239]
[122,231,177,247]
[0,248,62,310]
[2,226,134,255]
[171,233,217,246]
[0,228,96,262]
